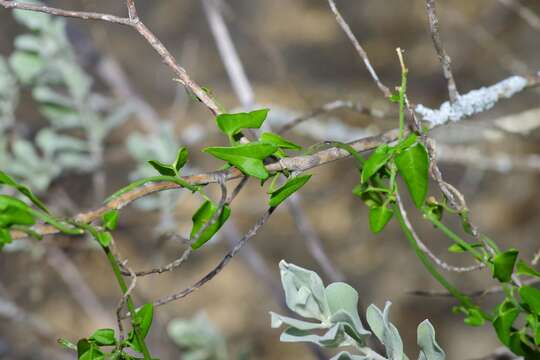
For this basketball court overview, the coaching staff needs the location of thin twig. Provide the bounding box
[277,99,385,135]
[203,0,345,285]
[202,0,255,108]
[396,191,484,273]
[115,259,136,340]
[0,0,221,115]
[6,69,539,243]
[326,0,391,98]
[425,0,460,102]
[124,177,228,277]
[144,208,275,311]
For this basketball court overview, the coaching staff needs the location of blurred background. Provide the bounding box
[1,0,539,359]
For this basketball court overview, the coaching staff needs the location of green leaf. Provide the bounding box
[205,142,278,160]
[0,195,36,228]
[147,160,177,177]
[260,132,301,150]
[173,147,189,172]
[352,183,382,208]
[204,143,278,180]
[190,200,231,249]
[520,286,540,314]
[393,133,417,152]
[448,243,482,253]
[368,205,393,233]
[96,231,112,247]
[129,304,154,353]
[0,229,12,249]
[395,143,429,208]
[492,249,519,283]
[493,303,520,346]
[0,170,49,213]
[516,260,540,278]
[216,109,269,137]
[90,328,116,346]
[102,210,119,231]
[361,144,392,183]
[464,307,485,327]
[77,339,104,360]
[268,175,311,208]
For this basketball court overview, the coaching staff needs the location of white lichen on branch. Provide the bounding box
[416,75,528,126]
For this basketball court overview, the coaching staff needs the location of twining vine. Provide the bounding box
[1,1,540,359]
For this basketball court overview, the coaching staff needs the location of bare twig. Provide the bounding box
[277,99,385,135]
[326,0,391,98]
[0,0,220,115]
[396,192,484,273]
[425,0,460,102]
[145,208,275,311]
[124,177,228,277]
[202,0,255,108]
[203,0,345,284]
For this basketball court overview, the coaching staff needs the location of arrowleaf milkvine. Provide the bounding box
[1,1,539,359]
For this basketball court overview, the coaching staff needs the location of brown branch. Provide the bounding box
[425,0,460,102]
[326,0,391,98]
[0,0,221,115]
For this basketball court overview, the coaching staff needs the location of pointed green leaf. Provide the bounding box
[102,210,119,231]
[147,159,177,177]
[173,147,189,172]
[395,143,429,208]
[0,170,49,213]
[492,249,518,283]
[260,132,301,150]
[368,205,393,233]
[0,229,12,249]
[216,108,269,137]
[520,286,540,314]
[204,143,277,179]
[96,231,112,247]
[393,133,417,152]
[269,175,311,208]
[464,307,485,327]
[128,303,154,353]
[448,243,482,254]
[205,142,278,160]
[516,260,540,278]
[190,200,231,249]
[77,339,104,360]
[361,145,392,183]
[493,303,520,346]
[90,328,116,346]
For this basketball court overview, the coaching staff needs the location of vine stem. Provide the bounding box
[394,191,492,322]
[77,223,152,360]
[396,48,408,139]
